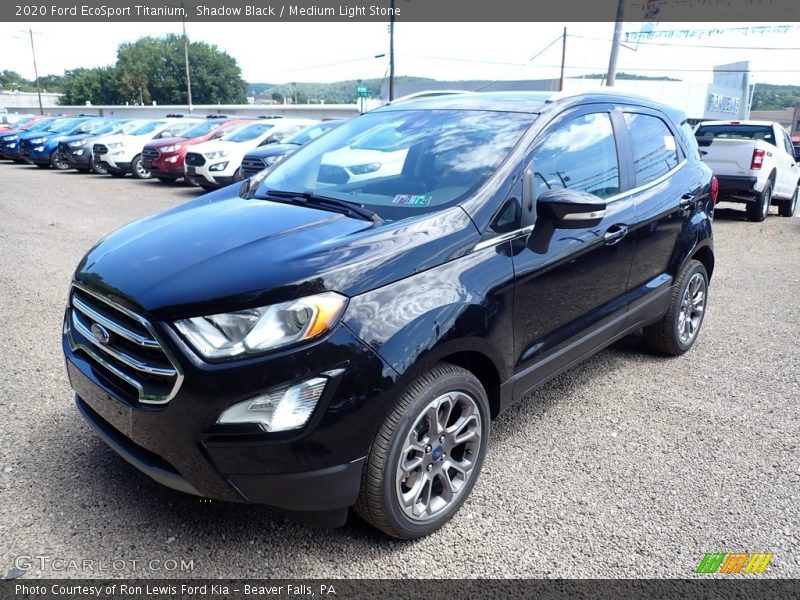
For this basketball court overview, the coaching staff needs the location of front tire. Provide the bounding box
[131,154,151,179]
[355,363,490,539]
[778,185,798,217]
[746,181,772,222]
[90,156,107,175]
[644,259,708,355]
[51,150,70,170]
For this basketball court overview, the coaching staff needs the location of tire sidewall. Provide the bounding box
[131,154,151,179]
[379,371,490,538]
[672,261,709,353]
[761,182,772,219]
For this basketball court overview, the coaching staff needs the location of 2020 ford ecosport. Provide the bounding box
[62,91,716,539]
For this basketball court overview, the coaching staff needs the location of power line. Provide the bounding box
[473,35,564,92]
[568,33,800,51]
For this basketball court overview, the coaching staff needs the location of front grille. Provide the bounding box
[93,143,108,155]
[184,152,206,167]
[19,140,31,157]
[240,156,267,178]
[66,284,183,405]
[142,147,160,161]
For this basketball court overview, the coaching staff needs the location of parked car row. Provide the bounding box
[0,113,348,190]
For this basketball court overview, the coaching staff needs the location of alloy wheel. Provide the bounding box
[395,391,483,522]
[678,272,706,345]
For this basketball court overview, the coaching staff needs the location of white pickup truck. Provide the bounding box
[695,120,798,221]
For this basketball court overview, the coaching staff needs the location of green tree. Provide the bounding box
[60,67,122,105]
[116,34,247,105]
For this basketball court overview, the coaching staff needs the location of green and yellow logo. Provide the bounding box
[696,552,774,574]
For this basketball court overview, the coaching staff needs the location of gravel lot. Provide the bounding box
[0,162,798,579]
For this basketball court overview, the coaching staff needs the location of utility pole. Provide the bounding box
[559,27,567,91]
[25,29,44,115]
[182,10,193,113]
[606,0,625,87]
[388,0,395,101]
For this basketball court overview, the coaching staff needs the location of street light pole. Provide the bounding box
[606,0,625,87]
[388,0,395,101]
[26,29,44,115]
[182,9,193,113]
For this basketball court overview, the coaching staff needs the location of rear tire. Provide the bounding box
[643,259,708,356]
[746,181,772,222]
[777,185,798,217]
[354,363,490,539]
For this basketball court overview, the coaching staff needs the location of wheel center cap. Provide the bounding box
[432,446,443,461]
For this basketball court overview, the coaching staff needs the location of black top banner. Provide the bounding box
[5,0,800,22]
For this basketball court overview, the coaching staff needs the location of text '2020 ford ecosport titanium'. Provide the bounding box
[63,91,716,539]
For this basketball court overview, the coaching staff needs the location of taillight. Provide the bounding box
[751,149,765,170]
[710,176,719,205]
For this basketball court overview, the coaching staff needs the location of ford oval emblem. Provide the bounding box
[90,323,111,345]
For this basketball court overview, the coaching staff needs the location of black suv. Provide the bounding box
[62,91,716,539]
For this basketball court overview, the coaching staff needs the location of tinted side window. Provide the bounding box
[532,112,620,200]
[624,113,679,187]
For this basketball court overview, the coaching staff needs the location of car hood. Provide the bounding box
[147,136,203,149]
[74,188,479,320]
[60,133,93,144]
[244,143,299,159]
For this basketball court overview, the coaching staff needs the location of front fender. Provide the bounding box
[342,244,516,384]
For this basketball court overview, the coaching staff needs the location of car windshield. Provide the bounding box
[255,109,535,221]
[45,118,75,132]
[129,120,167,135]
[286,121,342,145]
[223,122,275,142]
[93,121,125,136]
[179,120,226,138]
[115,120,147,134]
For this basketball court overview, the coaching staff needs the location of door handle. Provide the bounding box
[604,224,629,246]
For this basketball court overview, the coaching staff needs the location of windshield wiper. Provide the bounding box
[258,190,383,225]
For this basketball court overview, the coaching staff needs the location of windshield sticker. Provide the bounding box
[392,194,432,206]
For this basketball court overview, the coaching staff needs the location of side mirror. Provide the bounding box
[537,188,606,229]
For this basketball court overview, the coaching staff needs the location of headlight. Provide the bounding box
[348,162,381,175]
[29,137,47,144]
[5,135,20,141]
[263,154,284,166]
[68,140,87,148]
[205,150,229,159]
[108,141,125,149]
[174,292,348,359]
[161,144,181,153]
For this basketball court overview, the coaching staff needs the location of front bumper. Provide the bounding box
[184,162,234,187]
[63,305,396,518]
[94,153,132,174]
[144,154,186,178]
[27,145,56,164]
[62,145,92,170]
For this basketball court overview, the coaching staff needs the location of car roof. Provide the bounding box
[373,89,686,122]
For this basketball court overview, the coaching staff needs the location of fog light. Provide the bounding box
[217,377,329,431]
[166,155,179,163]
[34,146,44,152]
[209,161,228,171]
[74,149,84,155]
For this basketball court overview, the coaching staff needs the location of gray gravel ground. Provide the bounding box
[0,162,798,579]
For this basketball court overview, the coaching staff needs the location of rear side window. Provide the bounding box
[531,112,620,200]
[624,113,679,187]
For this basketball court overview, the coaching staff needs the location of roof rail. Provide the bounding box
[387,90,470,105]
[545,87,658,104]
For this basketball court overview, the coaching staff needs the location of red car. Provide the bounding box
[0,114,50,135]
[142,116,255,183]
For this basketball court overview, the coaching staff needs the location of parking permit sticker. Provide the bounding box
[664,135,676,151]
[393,194,432,206]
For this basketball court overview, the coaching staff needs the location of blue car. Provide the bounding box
[0,117,58,161]
[21,117,108,169]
